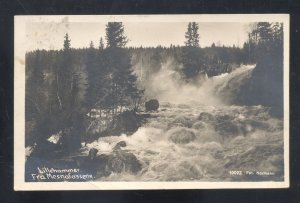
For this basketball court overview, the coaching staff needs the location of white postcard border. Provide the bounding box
[14,14,290,190]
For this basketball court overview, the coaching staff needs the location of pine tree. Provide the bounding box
[99,37,105,50]
[185,22,200,47]
[185,23,193,46]
[103,22,141,113]
[89,41,95,49]
[87,38,106,111]
[191,22,200,47]
[105,22,128,48]
[182,22,203,80]
[256,22,273,43]
[56,34,87,151]
[272,23,283,43]
[63,33,71,50]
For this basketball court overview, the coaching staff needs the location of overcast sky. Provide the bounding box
[26,22,250,51]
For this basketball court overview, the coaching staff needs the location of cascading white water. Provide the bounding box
[84,59,284,182]
[134,58,255,106]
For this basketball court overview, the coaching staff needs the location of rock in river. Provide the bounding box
[113,141,127,150]
[79,147,142,178]
[168,127,196,144]
[105,150,142,174]
[110,111,142,135]
[145,99,159,111]
[197,112,214,123]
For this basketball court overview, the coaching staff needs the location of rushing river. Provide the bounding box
[84,65,284,182]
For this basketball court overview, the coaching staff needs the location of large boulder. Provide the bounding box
[80,148,142,178]
[145,99,159,111]
[214,115,239,137]
[29,139,63,159]
[113,141,127,150]
[214,120,239,136]
[110,111,142,135]
[168,127,196,144]
[197,112,214,123]
[105,151,142,174]
[192,121,207,130]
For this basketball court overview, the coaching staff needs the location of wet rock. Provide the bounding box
[110,111,142,135]
[192,121,207,130]
[215,114,233,122]
[212,113,240,137]
[169,115,194,128]
[29,140,63,159]
[197,112,214,123]
[214,120,239,136]
[73,148,103,177]
[78,148,142,178]
[168,127,196,144]
[145,99,159,111]
[105,151,142,174]
[245,119,269,130]
[88,148,99,160]
[113,141,127,150]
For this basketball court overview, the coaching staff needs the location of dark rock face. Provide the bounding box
[236,58,283,118]
[145,99,159,111]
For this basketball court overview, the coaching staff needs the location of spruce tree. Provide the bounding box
[57,33,87,151]
[87,38,105,111]
[103,22,141,113]
[185,22,200,47]
[63,33,71,50]
[89,41,95,49]
[185,23,193,46]
[105,22,128,48]
[191,22,200,47]
[99,37,105,50]
[182,22,203,80]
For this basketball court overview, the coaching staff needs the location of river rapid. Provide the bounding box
[84,65,284,182]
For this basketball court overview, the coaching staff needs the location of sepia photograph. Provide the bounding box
[14,14,289,190]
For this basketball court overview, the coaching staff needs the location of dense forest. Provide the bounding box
[25,21,284,157]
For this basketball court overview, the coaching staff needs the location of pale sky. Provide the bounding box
[26,22,250,51]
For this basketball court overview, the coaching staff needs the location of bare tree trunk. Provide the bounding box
[56,73,62,110]
[70,74,74,92]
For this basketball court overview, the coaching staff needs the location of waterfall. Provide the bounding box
[133,56,255,106]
